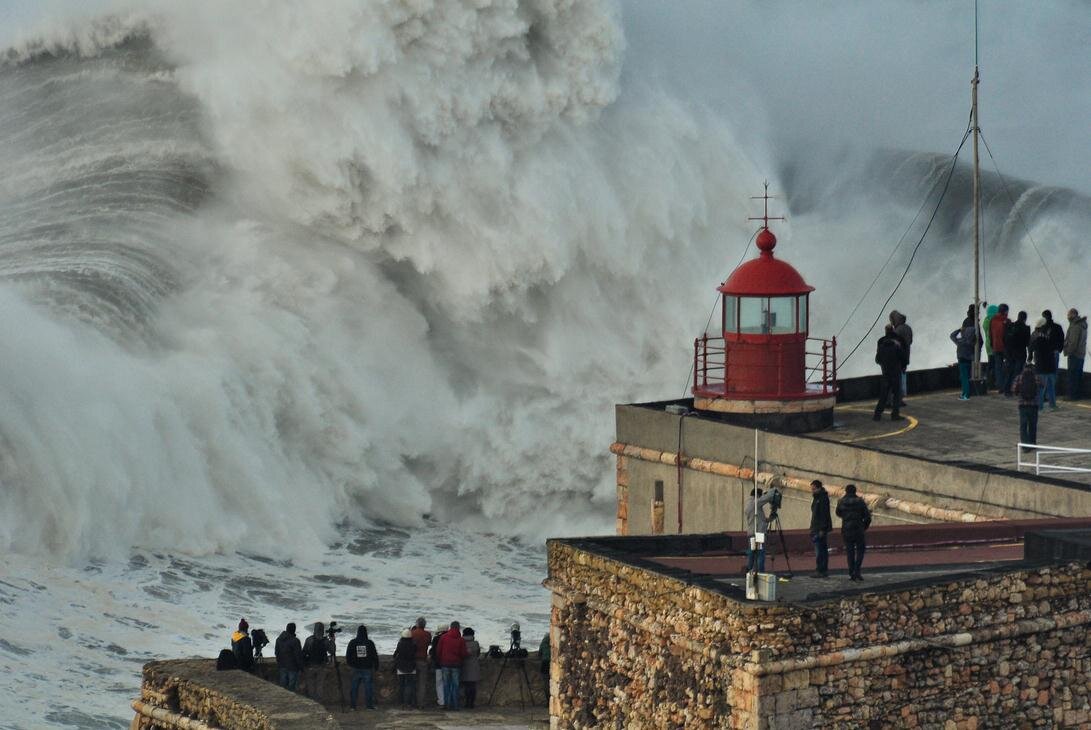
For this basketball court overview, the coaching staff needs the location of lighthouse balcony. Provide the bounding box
[691,334,838,402]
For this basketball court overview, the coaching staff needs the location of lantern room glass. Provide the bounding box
[738,296,798,334]
[721,295,738,334]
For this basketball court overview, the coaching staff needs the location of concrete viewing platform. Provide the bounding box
[817,385,1091,485]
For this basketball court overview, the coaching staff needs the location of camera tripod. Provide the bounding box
[328,635,345,712]
[764,510,794,578]
[486,649,537,709]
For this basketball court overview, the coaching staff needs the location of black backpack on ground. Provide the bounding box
[216,649,238,670]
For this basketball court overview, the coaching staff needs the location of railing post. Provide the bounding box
[822,340,829,393]
[693,338,700,389]
[831,336,838,389]
[702,334,709,387]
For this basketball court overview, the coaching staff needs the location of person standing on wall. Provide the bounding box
[1031,318,1059,411]
[436,621,469,711]
[890,311,913,405]
[346,625,378,710]
[1063,308,1087,401]
[1002,311,1031,397]
[809,480,832,578]
[409,617,432,708]
[1012,364,1043,451]
[836,484,871,582]
[989,304,1011,395]
[744,487,776,573]
[231,619,255,673]
[275,622,305,691]
[873,324,907,421]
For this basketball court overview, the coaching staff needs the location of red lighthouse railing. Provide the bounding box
[692,335,838,399]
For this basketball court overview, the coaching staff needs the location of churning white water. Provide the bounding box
[0,1,1088,727]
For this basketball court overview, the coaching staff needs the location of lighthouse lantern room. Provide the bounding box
[692,187,837,432]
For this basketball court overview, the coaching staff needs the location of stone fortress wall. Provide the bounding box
[546,539,1091,729]
[133,653,547,730]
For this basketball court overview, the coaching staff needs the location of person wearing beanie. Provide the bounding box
[409,617,431,708]
[393,629,418,708]
[231,619,254,672]
[1031,317,1059,409]
[460,627,482,709]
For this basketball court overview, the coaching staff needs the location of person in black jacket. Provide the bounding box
[809,480,832,578]
[1031,319,1059,409]
[836,484,871,581]
[874,325,908,421]
[1043,309,1065,368]
[346,625,379,710]
[1002,311,1031,396]
[275,623,305,691]
[230,619,255,672]
[392,629,418,708]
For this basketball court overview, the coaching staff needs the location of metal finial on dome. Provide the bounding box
[748,181,784,255]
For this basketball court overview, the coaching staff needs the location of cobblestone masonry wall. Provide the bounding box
[547,541,1091,729]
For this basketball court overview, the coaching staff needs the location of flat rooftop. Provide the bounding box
[557,519,1091,605]
[816,386,1091,485]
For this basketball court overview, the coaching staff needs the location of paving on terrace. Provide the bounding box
[815,385,1091,485]
[560,518,1091,605]
[329,707,548,729]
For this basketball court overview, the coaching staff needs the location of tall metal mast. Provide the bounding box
[970,1,983,382]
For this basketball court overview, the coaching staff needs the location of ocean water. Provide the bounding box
[0,2,1088,728]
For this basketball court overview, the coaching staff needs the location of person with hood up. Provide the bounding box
[890,311,913,405]
[436,621,470,710]
[409,617,431,709]
[836,484,872,581]
[809,480,832,578]
[346,625,379,710]
[873,324,907,421]
[982,303,1000,389]
[1064,308,1087,400]
[989,304,1011,394]
[1002,311,1031,396]
[392,629,418,708]
[460,627,482,709]
[951,318,979,400]
[1031,319,1059,410]
[302,622,333,700]
[429,623,448,707]
[231,619,254,672]
[275,622,305,690]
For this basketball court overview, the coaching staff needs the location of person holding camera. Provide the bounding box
[836,484,872,581]
[809,480,832,578]
[346,625,378,710]
[302,621,334,699]
[744,487,778,573]
[274,623,305,691]
[436,621,470,710]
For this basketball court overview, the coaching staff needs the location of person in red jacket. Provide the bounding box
[990,303,1011,394]
[436,621,469,710]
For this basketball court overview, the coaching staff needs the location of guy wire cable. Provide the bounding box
[834,107,974,342]
[838,125,973,370]
[979,130,1070,310]
[680,228,760,397]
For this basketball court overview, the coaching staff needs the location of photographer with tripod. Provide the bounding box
[744,487,778,573]
[302,621,339,704]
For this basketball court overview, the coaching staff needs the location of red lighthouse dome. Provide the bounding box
[691,191,837,433]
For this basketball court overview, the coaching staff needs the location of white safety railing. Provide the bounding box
[1016,444,1091,476]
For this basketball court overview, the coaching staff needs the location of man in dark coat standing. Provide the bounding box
[874,325,908,421]
[275,622,305,690]
[809,480,832,578]
[1002,311,1031,396]
[836,484,872,581]
[346,625,379,710]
